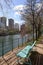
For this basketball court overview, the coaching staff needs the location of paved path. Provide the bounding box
[0,41,43,65]
[35,44,43,54]
[34,39,43,55]
[0,46,25,65]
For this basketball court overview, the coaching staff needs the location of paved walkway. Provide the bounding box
[34,39,43,54]
[0,40,43,65]
[35,44,43,54]
[0,46,25,65]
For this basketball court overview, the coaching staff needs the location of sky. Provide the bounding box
[0,0,26,25]
[0,0,42,26]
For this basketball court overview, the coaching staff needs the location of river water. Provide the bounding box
[0,34,29,56]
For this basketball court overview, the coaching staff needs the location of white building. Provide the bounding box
[14,23,19,30]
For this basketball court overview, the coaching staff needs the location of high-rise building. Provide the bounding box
[1,17,6,27]
[8,19,14,30]
[20,24,26,36]
[21,24,25,31]
[14,23,19,30]
[0,17,6,29]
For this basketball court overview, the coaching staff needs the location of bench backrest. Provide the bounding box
[31,41,36,49]
[16,41,36,58]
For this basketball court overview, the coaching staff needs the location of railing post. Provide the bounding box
[22,37,23,46]
[18,38,19,48]
[12,38,13,52]
[25,36,26,44]
[2,39,4,57]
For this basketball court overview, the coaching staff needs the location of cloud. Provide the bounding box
[14,11,24,15]
[14,3,42,15]
[13,5,26,11]
[13,5,26,15]
[15,20,25,24]
[14,11,21,15]
[36,3,42,11]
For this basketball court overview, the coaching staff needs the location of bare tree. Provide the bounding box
[21,0,43,42]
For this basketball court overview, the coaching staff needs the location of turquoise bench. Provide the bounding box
[16,41,36,58]
[16,41,36,65]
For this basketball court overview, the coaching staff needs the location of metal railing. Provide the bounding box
[0,35,28,57]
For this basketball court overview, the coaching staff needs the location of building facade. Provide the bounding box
[14,23,19,31]
[0,17,6,30]
[20,24,26,36]
[8,19,14,30]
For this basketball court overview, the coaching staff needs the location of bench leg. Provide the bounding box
[29,58,32,65]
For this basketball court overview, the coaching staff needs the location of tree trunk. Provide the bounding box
[36,28,38,40]
[38,24,41,38]
[33,24,34,43]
